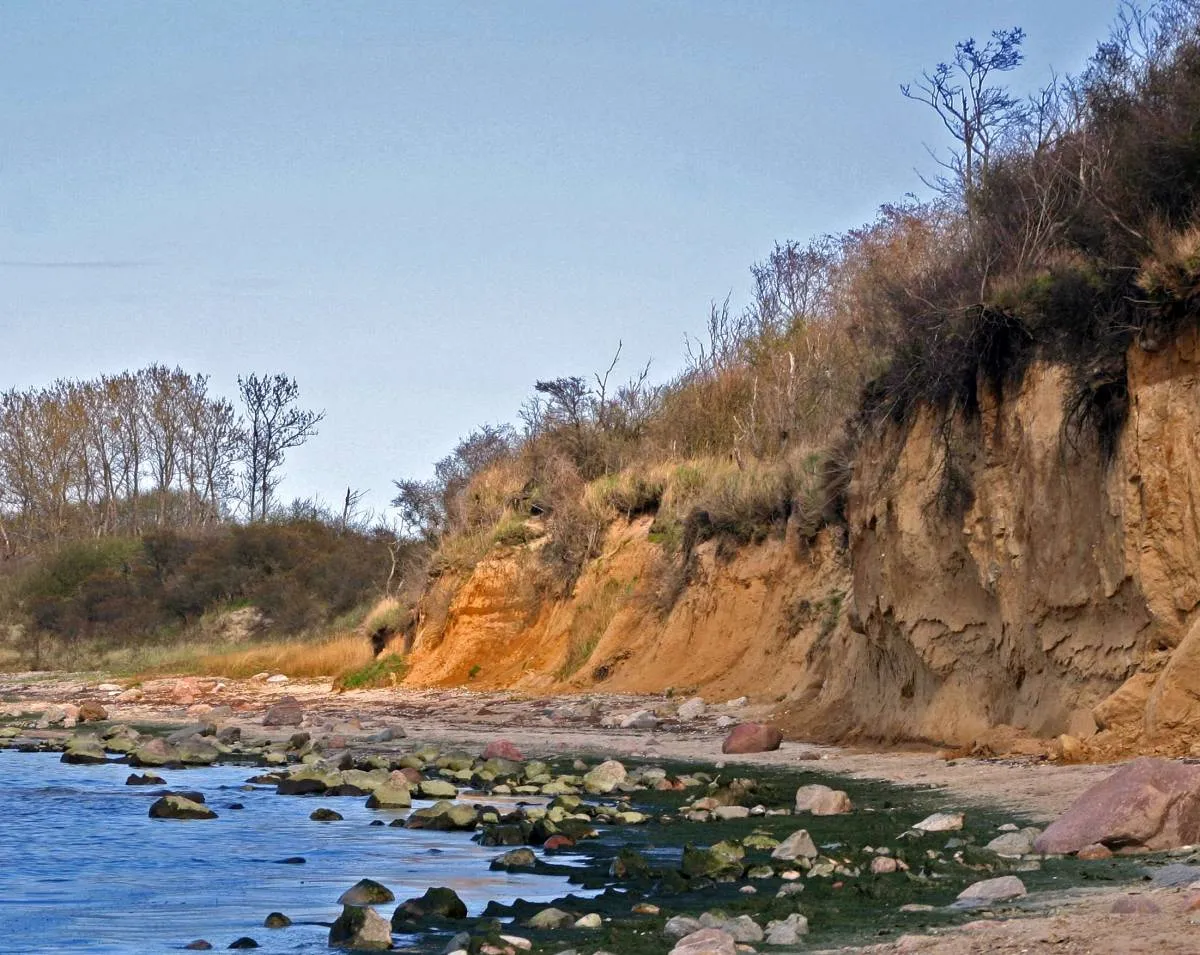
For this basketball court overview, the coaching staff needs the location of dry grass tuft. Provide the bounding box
[184,632,375,680]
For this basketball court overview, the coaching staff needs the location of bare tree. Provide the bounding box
[903,28,1028,214]
[237,373,324,521]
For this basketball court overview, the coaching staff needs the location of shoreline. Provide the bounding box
[3,673,1198,953]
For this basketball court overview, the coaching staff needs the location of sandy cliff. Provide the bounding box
[402,330,1200,752]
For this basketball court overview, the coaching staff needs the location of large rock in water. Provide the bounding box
[329,904,392,950]
[338,879,395,906]
[263,696,304,727]
[1034,757,1200,853]
[149,794,217,820]
[130,737,182,767]
[61,735,107,764]
[720,722,782,754]
[392,886,468,924]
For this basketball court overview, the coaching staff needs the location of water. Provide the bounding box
[0,751,582,954]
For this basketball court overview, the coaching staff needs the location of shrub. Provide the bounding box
[335,653,409,691]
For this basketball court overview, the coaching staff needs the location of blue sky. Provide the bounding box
[2,1,1121,516]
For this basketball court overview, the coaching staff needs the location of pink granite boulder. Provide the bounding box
[1034,757,1200,854]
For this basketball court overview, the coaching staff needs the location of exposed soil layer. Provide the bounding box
[392,333,1200,765]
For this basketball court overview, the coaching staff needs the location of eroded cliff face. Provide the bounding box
[404,331,1200,752]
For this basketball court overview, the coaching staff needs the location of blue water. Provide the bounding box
[0,750,584,954]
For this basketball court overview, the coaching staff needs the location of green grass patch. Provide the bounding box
[334,653,408,690]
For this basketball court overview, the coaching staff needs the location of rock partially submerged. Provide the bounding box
[329,904,392,950]
[339,879,395,906]
[392,886,468,924]
[61,735,107,764]
[148,794,217,820]
[1034,757,1200,853]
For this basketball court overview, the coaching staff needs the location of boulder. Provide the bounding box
[418,779,458,799]
[669,928,737,955]
[913,811,964,832]
[955,875,1027,906]
[483,739,525,762]
[329,904,392,950]
[664,915,703,939]
[125,772,165,786]
[77,700,108,722]
[148,794,217,820]
[365,783,412,809]
[338,879,395,906]
[676,697,707,721]
[794,784,852,815]
[392,886,468,924]
[310,808,343,821]
[405,801,478,831]
[620,709,660,730]
[720,723,782,754]
[263,913,291,928]
[764,913,809,945]
[985,827,1041,857]
[490,848,537,871]
[263,696,303,727]
[61,735,107,764]
[681,840,745,880]
[771,829,819,861]
[175,736,220,766]
[1034,758,1200,853]
[582,760,627,794]
[526,907,575,929]
[130,737,182,767]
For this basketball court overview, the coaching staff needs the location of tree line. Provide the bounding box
[0,366,323,556]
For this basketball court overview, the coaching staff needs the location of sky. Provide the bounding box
[2,1,1122,517]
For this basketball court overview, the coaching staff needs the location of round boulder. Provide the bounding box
[721,722,782,754]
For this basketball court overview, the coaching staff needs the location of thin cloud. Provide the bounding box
[0,259,150,270]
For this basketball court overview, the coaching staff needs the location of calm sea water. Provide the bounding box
[0,750,583,954]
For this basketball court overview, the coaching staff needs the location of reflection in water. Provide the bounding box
[0,750,582,954]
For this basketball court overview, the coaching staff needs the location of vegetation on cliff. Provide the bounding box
[393,2,1200,607]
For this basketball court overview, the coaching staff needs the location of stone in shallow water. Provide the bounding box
[527,908,574,929]
[338,878,396,906]
[228,939,259,950]
[490,848,536,871]
[392,886,468,924]
[184,943,212,951]
[329,905,392,950]
[310,807,344,822]
[263,912,291,928]
[148,794,217,820]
